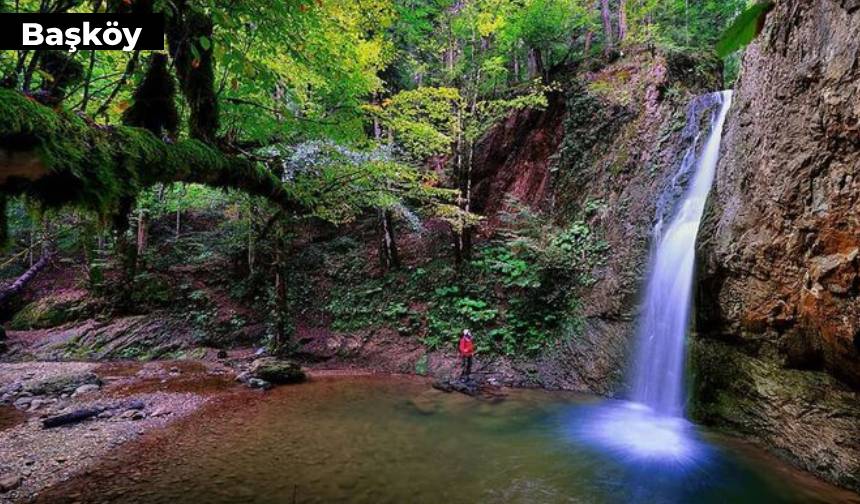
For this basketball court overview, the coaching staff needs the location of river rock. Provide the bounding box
[13,397,32,409]
[72,384,100,397]
[247,378,272,390]
[0,474,21,493]
[25,372,102,396]
[150,406,171,417]
[119,409,145,421]
[249,357,306,385]
[432,378,480,396]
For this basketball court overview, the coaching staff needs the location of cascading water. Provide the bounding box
[631,90,733,416]
[572,91,733,462]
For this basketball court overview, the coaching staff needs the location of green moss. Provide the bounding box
[0,89,303,238]
[9,295,79,330]
[0,91,61,137]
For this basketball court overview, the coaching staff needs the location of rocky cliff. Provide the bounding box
[696,0,860,491]
[472,50,722,393]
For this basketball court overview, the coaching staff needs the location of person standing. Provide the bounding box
[458,329,475,378]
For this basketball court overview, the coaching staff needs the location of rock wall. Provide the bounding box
[696,0,860,490]
[471,50,722,393]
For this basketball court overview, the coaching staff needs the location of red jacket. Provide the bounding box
[459,336,475,357]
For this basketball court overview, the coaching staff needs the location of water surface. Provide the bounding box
[42,376,857,504]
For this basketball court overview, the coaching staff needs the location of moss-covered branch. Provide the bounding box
[0,90,302,241]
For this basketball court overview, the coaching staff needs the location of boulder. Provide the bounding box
[25,372,101,396]
[249,357,306,385]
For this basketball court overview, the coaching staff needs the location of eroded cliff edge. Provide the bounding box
[695,0,860,490]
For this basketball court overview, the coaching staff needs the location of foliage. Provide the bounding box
[0,0,740,355]
[315,201,606,357]
[715,1,775,58]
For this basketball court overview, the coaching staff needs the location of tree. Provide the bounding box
[600,0,614,56]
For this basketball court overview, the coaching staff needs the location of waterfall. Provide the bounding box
[631,90,733,416]
[571,91,733,462]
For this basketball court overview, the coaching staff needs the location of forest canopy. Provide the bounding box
[0,0,749,230]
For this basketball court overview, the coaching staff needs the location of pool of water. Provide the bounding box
[42,376,857,503]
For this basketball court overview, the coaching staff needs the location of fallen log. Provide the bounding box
[42,399,146,428]
[42,406,104,428]
[0,253,51,305]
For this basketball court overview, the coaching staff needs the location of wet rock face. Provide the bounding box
[697,0,860,490]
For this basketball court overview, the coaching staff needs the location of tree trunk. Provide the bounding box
[526,47,544,81]
[512,46,520,83]
[601,0,614,57]
[112,196,138,283]
[618,0,627,42]
[136,208,147,258]
[273,221,288,351]
[379,208,400,271]
[247,202,254,275]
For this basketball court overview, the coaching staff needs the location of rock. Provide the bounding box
[72,384,100,398]
[150,406,171,417]
[13,397,32,409]
[249,357,306,385]
[254,347,267,357]
[97,410,114,419]
[119,409,145,421]
[695,0,860,492]
[0,474,21,493]
[235,371,251,383]
[28,399,44,411]
[25,372,102,396]
[432,378,480,397]
[247,378,272,390]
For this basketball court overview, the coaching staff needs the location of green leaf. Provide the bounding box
[198,36,211,51]
[716,1,775,58]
